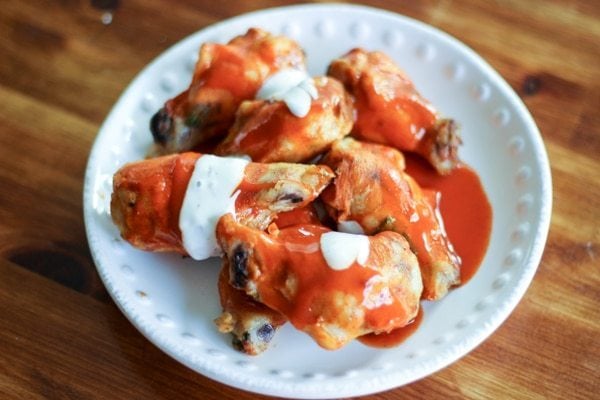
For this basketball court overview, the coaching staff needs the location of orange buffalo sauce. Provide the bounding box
[329,49,438,152]
[405,154,493,284]
[195,44,260,99]
[168,153,201,239]
[221,221,420,348]
[228,102,304,161]
[358,308,424,348]
[115,152,199,253]
[358,154,491,348]
[273,205,321,228]
[116,153,262,255]
[241,224,373,330]
[217,77,345,163]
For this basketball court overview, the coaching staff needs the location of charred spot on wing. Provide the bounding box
[232,335,244,351]
[377,215,396,232]
[230,244,249,289]
[278,192,304,203]
[241,331,251,344]
[369,170,381,182]
[257,323,275,343]
[150,108,172,144]
[125,191,137,208]
[184,104,211,128]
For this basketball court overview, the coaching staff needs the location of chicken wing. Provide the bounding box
[215,76,353,163]
[110,152,334,257]
[327,48,461,175]
[216,214,422,350]
[150,28,306,154]
[320,138,461,300]
[214,262,286,355]
[213,204,321,355]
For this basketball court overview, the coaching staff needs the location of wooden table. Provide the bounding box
[1,1,598,399]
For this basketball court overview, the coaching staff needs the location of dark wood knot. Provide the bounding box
[522,75,541,96]
[7,246,98,297]
[91,0,120,10]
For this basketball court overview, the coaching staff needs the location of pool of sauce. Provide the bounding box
[405,154,493,284]
[358,308,424,348]
[360,154,492,348]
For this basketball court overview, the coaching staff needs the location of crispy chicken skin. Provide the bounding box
[150,28,306,154]
[216,214,422,350]
[320,138,461,300]
[215,76,353,163]
[327,48,461,175]
[215,263,286,355]
[110,152,334,254]
[214,205,319,355]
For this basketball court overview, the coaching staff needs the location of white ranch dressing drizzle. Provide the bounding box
[320,231,370,271]
[337,220,364,234]
[179,155,249,260]
[256,68,318,117]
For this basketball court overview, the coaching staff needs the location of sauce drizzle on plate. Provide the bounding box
[359,308,424,348]
[405,154,492,285]
[361,154,492,348]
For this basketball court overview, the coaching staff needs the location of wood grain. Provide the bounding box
[0,1,598,399]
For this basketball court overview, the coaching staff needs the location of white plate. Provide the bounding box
[83,4,552,398]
